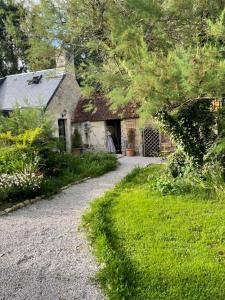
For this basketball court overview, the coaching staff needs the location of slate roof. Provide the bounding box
[0,69,65,110]
[73,93,139,123]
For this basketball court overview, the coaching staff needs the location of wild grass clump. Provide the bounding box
[155,146,225,198]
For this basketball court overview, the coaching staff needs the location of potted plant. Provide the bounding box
[126,128,136,156]
[72,129,82,155]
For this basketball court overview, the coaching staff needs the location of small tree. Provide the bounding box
[127,128,136,149]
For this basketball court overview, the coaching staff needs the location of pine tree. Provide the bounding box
[25,0,225,119]
[0,0,28,77]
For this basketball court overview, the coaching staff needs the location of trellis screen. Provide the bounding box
[143,128,160,157]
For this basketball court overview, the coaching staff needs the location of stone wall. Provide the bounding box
[73,121,107,152]
[121,118,142,155]
[46,73,81,152]
[73,118,174,156]
[73,118,143,155]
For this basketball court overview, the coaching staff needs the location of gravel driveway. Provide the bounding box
[0,156,161,300]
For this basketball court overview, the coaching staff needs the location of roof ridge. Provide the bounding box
[5,68,66,78]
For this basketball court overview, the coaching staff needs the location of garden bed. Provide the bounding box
[83,164,225,299]
[0,152,117,212]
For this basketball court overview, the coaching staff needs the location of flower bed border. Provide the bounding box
[0,177,91,216]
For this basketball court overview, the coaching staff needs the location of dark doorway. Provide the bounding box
[58,119,66,151]
[143,127,160,156]
[106,119,122,153]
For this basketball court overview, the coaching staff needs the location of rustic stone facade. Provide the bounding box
[73,118,142,155]
[72,118,174,156]
[121,118,142,155]
[46,73,81,152]
[72,94,174,156]
[73,121,107,152]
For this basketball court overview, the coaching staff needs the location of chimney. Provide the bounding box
[56,49,75,74]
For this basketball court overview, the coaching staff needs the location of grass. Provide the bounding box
[0,152,117,210]
[83,164,225,300]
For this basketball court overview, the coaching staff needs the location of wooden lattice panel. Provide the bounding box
[143,127,160,157]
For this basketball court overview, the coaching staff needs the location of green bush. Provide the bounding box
[157,155,225,197]
[156,175,192,195]
[0,105,53,136]
[0,146,38,174]
[0,105,117,206]
[157,99,216,166]
[167,149,187,178]
[42,151,117,177]
[205,137,225,177]
[198,160,225,196]
[72,129,82,148]
[39,152,117,196]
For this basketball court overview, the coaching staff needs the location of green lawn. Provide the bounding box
[83,165,225,300]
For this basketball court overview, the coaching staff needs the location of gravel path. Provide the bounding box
[0,156,161,300]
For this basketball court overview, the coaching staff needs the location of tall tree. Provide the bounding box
[25,0,109,80]
[80,0,225,114]
[26,0,225,115]
[24,0,225,162]
[25,0,65,71]
[0,0,28,77]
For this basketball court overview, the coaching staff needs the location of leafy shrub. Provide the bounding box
[38,152,117,196]
[196,160,225,196]
[43,151,117,177]
[0,128,45,176]
[127,128,136,148]
[156,175,192,195]
[0,128,43,147]
[0,105,53,136]
[167,149,187,177]
[205,137,225,178]
[72,129,82,148]
[157,99,216,165]
[157,157,225,197]
[0,127,46,202]
[0,172,43,201]
[0,147,38,174]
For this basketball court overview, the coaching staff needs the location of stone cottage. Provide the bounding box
[0,53,172,156]
[0,67,80,151]
[73,93,173,156]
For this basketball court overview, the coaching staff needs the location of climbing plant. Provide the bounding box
[156,99,216,165]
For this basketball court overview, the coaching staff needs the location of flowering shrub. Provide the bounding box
[0,172,43,190]
[0,153,43,202]
[0,171,43,201]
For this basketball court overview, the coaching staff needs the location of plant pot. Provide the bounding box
[72,148,82,155]
[126,148,135,157]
